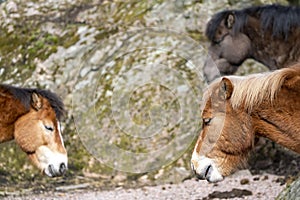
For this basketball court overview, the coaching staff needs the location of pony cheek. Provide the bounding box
[14,125,42,154]
[222,34,250,64]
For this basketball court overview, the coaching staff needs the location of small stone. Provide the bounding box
[240,178,250,185]
[275,177,286,186]
[262,175,269,180]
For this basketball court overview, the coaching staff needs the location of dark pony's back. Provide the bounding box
[206,4,300,41]
[204,4,300,82]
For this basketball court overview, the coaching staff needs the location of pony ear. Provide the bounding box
[31,93,43,110]
[283,66,300,89]
[284,73,300,90]
[225,13,235,29]
[220,77,233,99]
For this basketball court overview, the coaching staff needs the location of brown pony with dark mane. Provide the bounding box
[204,4,300,82]
[0,84,67,177]
[191,64,300,182]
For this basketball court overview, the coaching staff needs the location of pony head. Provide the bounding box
[14,92,67,177]
[191,78,254,182]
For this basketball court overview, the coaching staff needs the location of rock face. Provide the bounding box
[0,0,297,194]
[277,176,300,200]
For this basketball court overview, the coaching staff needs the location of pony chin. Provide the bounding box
[28,146,68,177]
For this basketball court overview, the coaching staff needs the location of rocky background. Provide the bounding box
[0,0,299,199]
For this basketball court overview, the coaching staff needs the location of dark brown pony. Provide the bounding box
[191,64,300,182]
[204,4,300,82]
[0,84,67,177]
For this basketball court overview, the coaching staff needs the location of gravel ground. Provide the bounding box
[3,170,287,200]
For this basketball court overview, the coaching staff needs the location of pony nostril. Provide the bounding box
[205,165,212,177]
[59,163,67,175]
[48,164,55,176]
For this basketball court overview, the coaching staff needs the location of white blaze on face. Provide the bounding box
[191,150,223,183]
[57,121,65,148]
[36,120,68,177]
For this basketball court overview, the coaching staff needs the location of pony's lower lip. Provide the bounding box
[195,173,205,180]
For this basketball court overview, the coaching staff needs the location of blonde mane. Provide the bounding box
[205,67,297,112]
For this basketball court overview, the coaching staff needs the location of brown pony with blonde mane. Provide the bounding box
[191,64,300,182]
[0,84,67,177]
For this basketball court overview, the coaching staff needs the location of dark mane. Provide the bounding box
[1,84,65,120]
[206,4,300,41]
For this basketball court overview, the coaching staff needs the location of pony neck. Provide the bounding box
[252,87,300,154]
[0,87,28,143]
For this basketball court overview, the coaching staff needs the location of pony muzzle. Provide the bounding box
[34,146,68,177]
[46,162,67,177]
[43,156,68,177]
[191,156,224,183]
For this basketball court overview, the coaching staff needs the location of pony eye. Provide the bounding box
[44,125,54,132]
[203,118,212,125]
